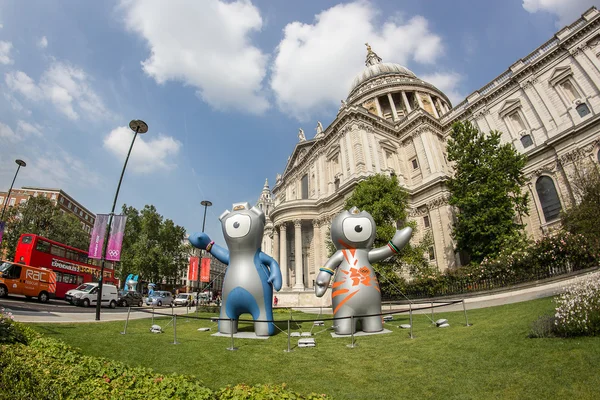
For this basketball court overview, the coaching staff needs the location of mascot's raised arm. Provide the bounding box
[189,202,282,336]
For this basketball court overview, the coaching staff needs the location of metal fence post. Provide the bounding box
[431,301,435,325]
[121,306,131,335]
[409,303,414,339]
[462,299,471,327]
[227,319,238,351]
[284,319,292,353]
[347,315,357,348]
[173,314,179,344]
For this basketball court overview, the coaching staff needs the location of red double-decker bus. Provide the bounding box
[14,233,117,299]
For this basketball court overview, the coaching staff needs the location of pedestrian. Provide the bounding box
[274,296,279,307]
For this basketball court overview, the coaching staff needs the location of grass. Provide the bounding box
[28,298,600,400]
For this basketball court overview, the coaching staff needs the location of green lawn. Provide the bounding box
[29,298,600,400]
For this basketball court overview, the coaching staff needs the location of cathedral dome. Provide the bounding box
[349,62,417,94]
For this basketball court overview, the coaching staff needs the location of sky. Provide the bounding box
[0,0,598,245]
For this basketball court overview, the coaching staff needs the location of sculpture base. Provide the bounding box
[211,332,270,340]
[330,328,392,338]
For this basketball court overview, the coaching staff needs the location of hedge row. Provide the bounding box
[0,322,329,400]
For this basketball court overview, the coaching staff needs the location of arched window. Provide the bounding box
[536,176,562,222]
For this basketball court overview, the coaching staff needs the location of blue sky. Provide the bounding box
[0,0,598,244]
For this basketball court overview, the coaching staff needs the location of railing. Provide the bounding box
[384,263,598,301]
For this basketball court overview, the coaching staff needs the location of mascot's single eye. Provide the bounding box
[342,217,372,243]
[225,214,251,238]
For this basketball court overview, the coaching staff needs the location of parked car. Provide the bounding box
[173,293,195,307]
[65,282,118,308]
[145,290,173,307]
[117,291,144,307]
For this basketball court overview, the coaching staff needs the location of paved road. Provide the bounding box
[4,269,599,323]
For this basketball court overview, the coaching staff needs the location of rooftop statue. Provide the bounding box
[298,128,306,142]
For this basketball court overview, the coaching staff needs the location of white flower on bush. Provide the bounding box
[554,274,600,335]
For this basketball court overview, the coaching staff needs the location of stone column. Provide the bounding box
[387,93,399,121]
[293,219,304,290]
[279,223,288,288]
[427,94,440,118]
[273,226,280,263]
[312,219,321,276]
[401,91,412,112]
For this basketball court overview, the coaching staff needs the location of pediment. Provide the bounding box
[283,140,316,176]
[548,66,572,86]
[498,99,521,117]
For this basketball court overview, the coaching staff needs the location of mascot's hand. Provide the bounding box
[314,271,331,297]
[390,227,413,252]
[268,268,282,292]
[189,232,212,250]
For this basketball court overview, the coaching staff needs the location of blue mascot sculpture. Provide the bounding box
[189,202,282,336]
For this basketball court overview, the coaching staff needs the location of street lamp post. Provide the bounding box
[95,120,148,321]
[197,200,212,293]
[1,159,26,222]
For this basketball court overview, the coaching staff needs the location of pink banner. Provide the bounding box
[106,215,127,262]
[188,257,199,281]
[88,214,109,259]
[201,258,211,283]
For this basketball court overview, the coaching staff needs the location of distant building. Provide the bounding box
[0,186,96,233]
[259,7,600,305]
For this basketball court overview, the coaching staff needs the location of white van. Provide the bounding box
[65,282,118,308]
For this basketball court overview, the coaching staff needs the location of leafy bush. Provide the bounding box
[0,328,332,400]
[529,315,558,338]
[0,307,28,345]
[554,274,600,337]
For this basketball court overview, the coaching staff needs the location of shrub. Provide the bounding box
[0,307,28,345]
[529,315,558,338]
[554,274,600,337]
[0,332,332,400]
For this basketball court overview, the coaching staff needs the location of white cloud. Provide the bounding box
[120,0,269,114]
[17,120,42,136]
[522,0,597,27]
[5,62,108,120]
[24,149,102,189]
[420,72,465,106]
[0,41,14,65]
[3,92,32,115]
[0,121,19,143]
[270,2,445,120]
[103,126,182,174]
[37,36,48,49]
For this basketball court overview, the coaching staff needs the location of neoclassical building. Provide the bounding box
[257,7,600,306]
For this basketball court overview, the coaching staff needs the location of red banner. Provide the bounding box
[188,257,199,281]
[200,258,210,282]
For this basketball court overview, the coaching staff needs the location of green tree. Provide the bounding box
[118,204,187,285]
[342,174,433,297]
[562,161,600,251]
[1,196,90,259]
[447,121,529,263]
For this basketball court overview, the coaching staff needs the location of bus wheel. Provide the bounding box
[157,301,162,307]
[38,291,49,303]
[82,298,90,307]
[0,285,7,298]
[109,300,117,309]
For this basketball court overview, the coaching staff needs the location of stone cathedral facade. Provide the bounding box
[257,8,600,306]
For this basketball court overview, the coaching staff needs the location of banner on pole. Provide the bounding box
[88,214,109,259]
[188,256,199,281]
[200,257,211,282]
[0,221,5,247]
[106,215,127,262]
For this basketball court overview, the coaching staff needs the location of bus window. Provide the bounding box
[21,235,33,244]
[77,275,84,285]
[50,245,66,258]
[55,271,63,283]
[35,240,51,253]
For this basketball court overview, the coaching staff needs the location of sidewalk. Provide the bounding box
[9,269,599,323]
